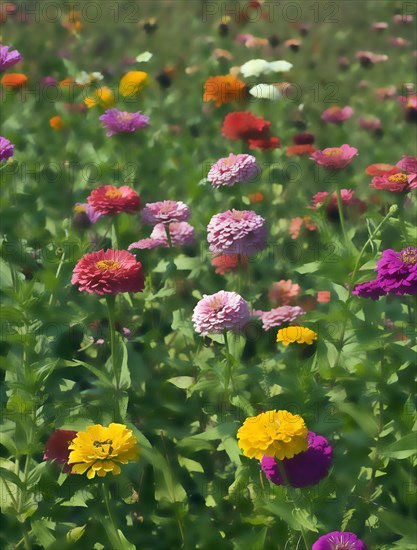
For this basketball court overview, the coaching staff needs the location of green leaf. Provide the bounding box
[66,525,86,543]
[377,434,417,459]
[31,520,56,547]
[167,376,195,389]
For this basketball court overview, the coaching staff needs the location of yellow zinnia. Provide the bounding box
[119,71,149,97]
[276,326,318,346]
[237,409,308,460]
[68,423,139,479]
[84,86,115,109]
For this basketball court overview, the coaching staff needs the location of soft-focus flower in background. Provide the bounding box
[71,249,145,295]
[84,86,115,109]
[312,531,367,550]
[0,44,23,71]
[192,290,251,334]
[207,209,267,256]
[119,70,149,97]
[317,291,331,303]
[249,83,281,101]
[239,59,292,78]
[277,326,318,345]
[0,136,14,162]
[321,106,354,124]
[44,430,77,473]
[269,280,301,305]
[88,185,140,216]
[211,254,248,274]
[261,432,333,488]
[1,72,28,88]
[99,108,150,137]
[207,153,259,188]
[254,306,305,331]
[365,163,397,177]
[398,95,417,123]
[49,115,65,130]
[203,75,246,107]
[248,137,281,150]
[68,423,139,479]
[310,144,358,170]
[289,216,317,239]
[141,200,191,225]
[128,222,195,250]
[222,111,270,141]
[75,71,103,86]
[237,410,308,460]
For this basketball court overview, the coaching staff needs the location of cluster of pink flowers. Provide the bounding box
[129,222,195,250]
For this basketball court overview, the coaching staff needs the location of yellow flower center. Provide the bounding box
[93,439,113,457]
[401,248,416,265]
[324,148,342,156]
[105,189,123,199]
[388,173,408,184]
[327,106,341,115]
[74,204,86,214]
[95,260,121,270]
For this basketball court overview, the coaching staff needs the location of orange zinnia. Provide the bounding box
[1,73,28,89]
[203,75,246,107]
[49,116,65,130]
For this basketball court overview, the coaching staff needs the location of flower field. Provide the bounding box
[1,1,416,549]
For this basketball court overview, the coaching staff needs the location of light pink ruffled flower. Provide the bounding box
[309,144,358,170]
[128,222,195,250]
[207,153,259,188]
[254,306,305,331]
[268,280,301,306]
[141,201,191,225]
[207,209,267,256]
[192,290,251,334]
[321,106,354,124]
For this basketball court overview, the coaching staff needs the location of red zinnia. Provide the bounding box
[87,185,140,216]
[248,137,281,150]
[286,144,316,156]
[44,430,77,473]
[365,163,397,177]
[71,249,145,295]
[222,112,271,141]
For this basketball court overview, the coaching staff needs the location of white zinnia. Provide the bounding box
[75,71,103,85]
[240,59,293,78]
[249,84,281,101]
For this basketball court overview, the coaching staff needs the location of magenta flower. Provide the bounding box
[192,290,251,335]
[141,200,191,225]
[396,155,417,188]
[351,279,385,300]
[310,144,358,170]
[312,531,367,550]
[0,44,23,71]
[74,202,102,224]
[261,432,333,488]
[99,108,150,137]
[207,153,260,188]
[321,106,354,124]
[128,222,195,250]
[43,429,77,473]
[207,209,267,256]
[253,306,305,331]
[0,136,14,162]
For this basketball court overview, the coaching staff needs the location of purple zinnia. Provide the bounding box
[253,305,305,331]
[261,432,333,488]
[141,200,191,225]
[128,222,195,250]
[0,136,14,162]
[192,290,251,335]
[99,108,150,137]
[312,531,367,550]
[207,209,267,256]
[74,202,102,224]
[207,153,260,188]
[0,44,23,71]
[351,279,385,300]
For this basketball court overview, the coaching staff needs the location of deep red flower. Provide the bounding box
[71,249,145,295]
[248,136,281,150]
[87,185,140,216]
[44,430,77,473]
[222,112,271,141]
[293,133,315,145]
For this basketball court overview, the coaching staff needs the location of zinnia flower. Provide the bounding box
[261,432,333,488]
[71,249,145,295]
[68,423,139,479]
[192,290,250,335]
[0,44,23,71]
[128,222,195,249]
[269,280,301,305]
[312,531,367,550]
[87,185,140,216]
[237,410,308,460]
[254,306,305,331]
[310,144,358,170]
[351,280,385,300]
[99,108,150,137]
[222,112,270,141]
[365,163,397,177]
[211,254,248,274]
[321,106,354,124]
[44,430,77,473]
[84,86,115,108]
[370,172,411,192]
[239,59,292,78]
[207,209,266,256]
[1,72,27,89]
[248,137,281,150]
[141,200,191,225]
[207,153,259,188]
[289,216,317,239]
[0,136,14,162]
[203,75,246,107]
[249,84,281,101]
[376,247,417,295]
[119,71,149,97]
[286,144,316,156]
[308,189,365,216]
[277,326,317,346]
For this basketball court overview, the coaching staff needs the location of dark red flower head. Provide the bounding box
[44,429,77,473]
[222,112,271,141]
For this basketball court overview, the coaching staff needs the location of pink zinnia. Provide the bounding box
[141,200,191,225]
[208,153,259,188]
[207,209,267,256]
[310,144,358,170]
[71,249,145,295]
[268,279,301,305]
[289,216,317,240]
[308,189,355,210]
[192,290,250,334]
[254,305,305,331]
[370,172,411,193]
[44,430,77,473]
[358,117,382,132]
[87,185,140,216]
[128,222,195,250]
[321,106,354,124]
[396,155,417,188]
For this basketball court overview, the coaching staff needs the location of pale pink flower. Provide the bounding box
[321,106,354,124]
[254,306,305,331]
[192,290,251,334]
[141,201,191,225]
[309,144,358,170]
[207,209,266,256]
[268,280,301,305]
[208,153,259,188]
[129,222,195,250]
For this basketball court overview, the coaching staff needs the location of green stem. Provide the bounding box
[102,482,123,549]
[164,223,173,248]
[105,294,121,422]
[223,332,234,393]
[335,187,350,252]
[112,216,120,249]
[48,248,66,306]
